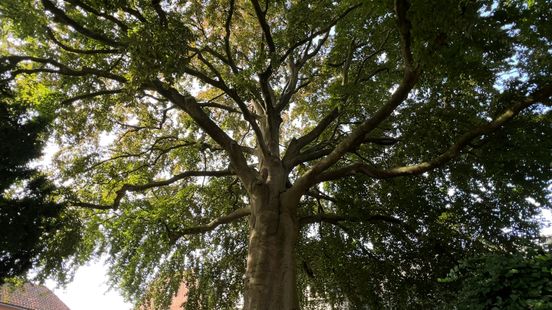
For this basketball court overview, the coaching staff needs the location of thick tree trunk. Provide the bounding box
[243,183,300,310]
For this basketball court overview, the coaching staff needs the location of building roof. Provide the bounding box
[0,283,70,310]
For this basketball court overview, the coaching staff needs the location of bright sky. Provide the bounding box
[40,143,132,310]
[542,209,552,236]
[45,259,132,310]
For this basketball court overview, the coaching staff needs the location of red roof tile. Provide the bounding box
[0,283,70,310]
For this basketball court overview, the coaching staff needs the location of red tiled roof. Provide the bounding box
[0,283,70,310]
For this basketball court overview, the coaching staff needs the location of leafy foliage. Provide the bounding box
[0,86,81,284]
[0,0,550,309]
[442,251,552,310]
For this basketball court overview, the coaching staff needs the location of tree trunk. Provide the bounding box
[243,183,300,310]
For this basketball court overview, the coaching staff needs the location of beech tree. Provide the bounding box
[1,0,551,309]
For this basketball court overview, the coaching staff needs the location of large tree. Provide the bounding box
[1,0,551,309]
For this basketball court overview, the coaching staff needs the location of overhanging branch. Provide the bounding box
[118,170,234,194]
[45,27,120,55]
[315,84,552,183]
[395,0,414,69]
[41,0,122,47]
[72,170,235,211]
[181,65,269,157]
[299,213,417,236]
[2,55,127,83]
[63,0,129,31]
[61,89,124,105]
[151,0,168,26]
[224,0,239,73]
[279,3,363,64]
[175,207,251,236]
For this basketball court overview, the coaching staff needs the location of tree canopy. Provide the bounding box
[0,0,551,309]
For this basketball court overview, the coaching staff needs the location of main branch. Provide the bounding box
[73,170,235,210]
[41,0,122,47]
[175,207,251,236]
[250,0,275,54]
[284,108,339,169]
[288,0,418,195]
[2,55,127,83]
[314,84,552,183]
[290,69,418,194]
[152,81,258,188]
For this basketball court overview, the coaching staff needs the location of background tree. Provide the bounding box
[1,0,551,309]
[0,84,81,284]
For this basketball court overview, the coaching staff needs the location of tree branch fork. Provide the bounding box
[4,0,552,241]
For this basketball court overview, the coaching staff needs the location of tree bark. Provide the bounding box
[243,165,300,310]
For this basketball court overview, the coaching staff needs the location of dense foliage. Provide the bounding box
[442,251,552,309]
[0,86,79,284]
[0,0,551,309]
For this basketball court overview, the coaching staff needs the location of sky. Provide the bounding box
[40,144,132,310]
[45,259,132,310]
